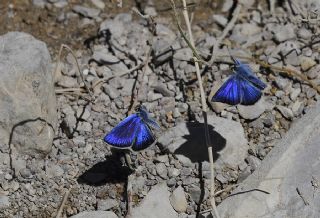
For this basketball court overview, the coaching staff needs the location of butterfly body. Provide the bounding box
[212,59,266,105]
[104,106,160,151]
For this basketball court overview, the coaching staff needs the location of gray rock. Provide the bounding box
[158,116,248,169]
[156,163,168,179]
[173,48,192,60]
[0,32,56,156]
[297,28,312,40]
[103,85,120,99]
[32,0,46,8]
[100,19,125,38]
[46,164,64,178]
[274,77,290,91]
[218,102,320,218]
[144,6,157,16]
[274,24,296,42]
[245,155,261,171]
[92,47,128,72]
[305,87,317,99]
[262,113,276,127]
[300,56,316,71]
[120,79,135,96]
[216,173,229,184]
[213,14,228,27]
[276,105,294,120]
[188,184,208,203]
[237,97,272,120]
[153,83,174,97]
[222,0,233,12]
[53,0,67,8]
[170,186,188,213]
[72,5,100,18]
[307,65,320,79]
[133,176,146,193]
[77,121,92,132]
[290,87,301,101]
[131,183,178,218]
[147,91,163,102]
[0,195,10,209]
[291,100,304,116]
[70,211,118,218]
[97,199,118,211]
[57,76,78,88]
[91,0,105,9]
[168,168,180,177]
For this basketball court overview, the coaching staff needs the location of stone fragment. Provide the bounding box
[170,186,188,213]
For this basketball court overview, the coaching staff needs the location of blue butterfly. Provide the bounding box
[212,57,266,105]
[104,105,160,151]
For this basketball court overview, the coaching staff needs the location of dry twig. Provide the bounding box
[55,44,94,99]
[170,0,220,217]
[55,188,71,218]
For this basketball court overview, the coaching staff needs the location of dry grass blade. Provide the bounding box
[55,44,94,100]
[55,188,70,218]
[170,0,220,217]
[254,59,320,94]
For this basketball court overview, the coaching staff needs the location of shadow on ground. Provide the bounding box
[174,120,226,163]
[77,150,133,186]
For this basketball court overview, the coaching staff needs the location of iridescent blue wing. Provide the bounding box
[104,114,141,149]
[131,120,156,151]
[212,75,242,105]
[237,75,263,105]
[212,74,262,105]
[234,59,266,90]
[138,105,161,130]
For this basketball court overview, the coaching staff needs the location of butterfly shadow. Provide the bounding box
[168,120,226,218]
[173,121,226,163]
[77,150,134,186]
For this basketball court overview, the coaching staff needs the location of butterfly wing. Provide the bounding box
[234,60,266,90]
[131,119,156,151]
[138,105,161,130]
[237,75,263,105]
[104,114,141,149]
[212,74,262,105]
[212,75,242,105]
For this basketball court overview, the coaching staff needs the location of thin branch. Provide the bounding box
[214,184,239,196]
[91,62,145,90]
[55,44,94,100]
[55,88,86,93]
[175,0,220,217]
[55,188,71,218]
[170,0,203,62]
[254,59,320,94]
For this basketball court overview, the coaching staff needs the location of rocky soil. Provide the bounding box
[0,0,319,218]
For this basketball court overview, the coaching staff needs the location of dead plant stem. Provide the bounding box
[180,0,220,217]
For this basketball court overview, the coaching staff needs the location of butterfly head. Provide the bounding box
[135,105,147,113]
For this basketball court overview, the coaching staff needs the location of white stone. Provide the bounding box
[131,183,178,218]
[170,186,188,213]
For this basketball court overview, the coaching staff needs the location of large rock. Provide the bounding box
[131,183,178,218]
[158,116,248,169]
[218,102,320,218]
[0,32,56,156]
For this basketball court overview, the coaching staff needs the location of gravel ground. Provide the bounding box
[0,0,319,217]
